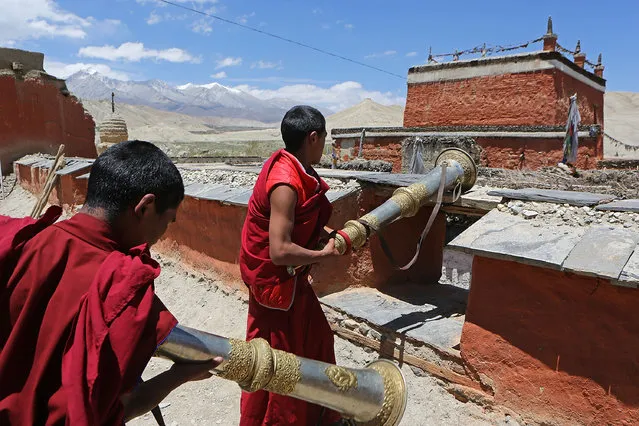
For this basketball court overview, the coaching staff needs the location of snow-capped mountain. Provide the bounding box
[65,71,290,122]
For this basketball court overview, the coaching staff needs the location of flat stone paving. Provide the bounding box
[449,210,639,287]
[487,188,615,206]
[321,283,468,350]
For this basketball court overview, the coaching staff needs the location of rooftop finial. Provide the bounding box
[111,92,115,114]
[481,43,487,57]
[597,53,602,65]
[427,46,433,63]
[547,16,553,35]
[575,40,581,54]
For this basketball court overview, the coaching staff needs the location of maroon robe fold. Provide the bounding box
[0,208,177,425]
[239,149,340,425]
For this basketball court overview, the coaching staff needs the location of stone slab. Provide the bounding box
[316,169,385,180]
[197,185,236,201]
[470,220,585,270]
[595,199,639,213]
[433,186,502,212]
[450,210,585,270]
[355,173,423,187]
[321,285,467,349]
[487,188,615,206]
[616,249,639,288]
[14,157,44,166]
[185,183,216,197]
[32,159,55,169]
[448,210,523,252]
[223,188,253,206]
[56,161,92,176]
[562,226,639,280]
[326,187,360,203]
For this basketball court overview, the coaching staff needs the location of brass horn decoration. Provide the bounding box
[156,325,407,426]
[333,148,477,255]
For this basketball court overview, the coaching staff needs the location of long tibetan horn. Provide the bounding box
[334,148,477,255]
[156,325,407,425]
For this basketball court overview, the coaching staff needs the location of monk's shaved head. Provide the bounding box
[281,105,326,153]
[85,140,184,222]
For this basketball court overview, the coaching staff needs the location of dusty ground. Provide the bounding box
[0,181,518,426]
[476,166,639,199]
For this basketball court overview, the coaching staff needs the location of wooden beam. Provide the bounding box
[441,205,488,217]
[331,324,484,392]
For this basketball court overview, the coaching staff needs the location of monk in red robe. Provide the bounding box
[239,106,346,425]
[0,140,220,425]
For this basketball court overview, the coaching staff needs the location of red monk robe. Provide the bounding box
[0,208,177,425]
[239,149,341,425]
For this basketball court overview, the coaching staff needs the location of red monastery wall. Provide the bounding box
[0,74,96,174]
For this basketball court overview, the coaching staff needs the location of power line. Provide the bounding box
[156,0,406,80]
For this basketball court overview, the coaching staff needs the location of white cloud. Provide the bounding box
[237,12,255,25]
[406,51,418,57]
[215,56,242,69]
[0,0,120,44]
[44,60,130,81]
[232,81,405,113]
[251,60,282,70]
[136,0,217,4]
[312,8,322,15]
[333,20,354,30]
[211,71,227,79]
[226,77,338,84]
[365,50,397,59]
[144,10,189,26]
[191,19,213,33]
[147,11,162,25]
[79,42,200,63]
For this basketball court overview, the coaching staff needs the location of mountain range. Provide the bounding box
[67,71,638,155]
[66,71,293,122]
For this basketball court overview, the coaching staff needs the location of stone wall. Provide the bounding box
[404,69,604,129]
[462,256,639,425]
[404,52,605,132]
[475,136,600,169]
[158,187,446,296]
[14,160,90,208]
[334,136,404,172]
[0,72,97,174]
[0,47,44,72]
[332,128,600,171]
[401,136,482,173]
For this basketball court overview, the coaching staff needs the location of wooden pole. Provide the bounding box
[357,128,366,158]
[31,144,65,218]
[331,324,484,392]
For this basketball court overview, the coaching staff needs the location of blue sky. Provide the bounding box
[2,0,637,111]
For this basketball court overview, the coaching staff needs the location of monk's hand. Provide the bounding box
[169,357,223,383]
[320,237,340,257]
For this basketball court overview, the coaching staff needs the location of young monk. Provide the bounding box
[0,140,220,425]
[239,105,345,425]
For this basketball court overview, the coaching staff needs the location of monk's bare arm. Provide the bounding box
[269,185,339,266]
[121,358,221,422]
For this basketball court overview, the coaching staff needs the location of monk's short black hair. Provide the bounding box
[85,140,184,220]
[281,105,326,153]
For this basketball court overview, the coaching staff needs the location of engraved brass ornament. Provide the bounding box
[326,365,358,392]
[156,325,407,425]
